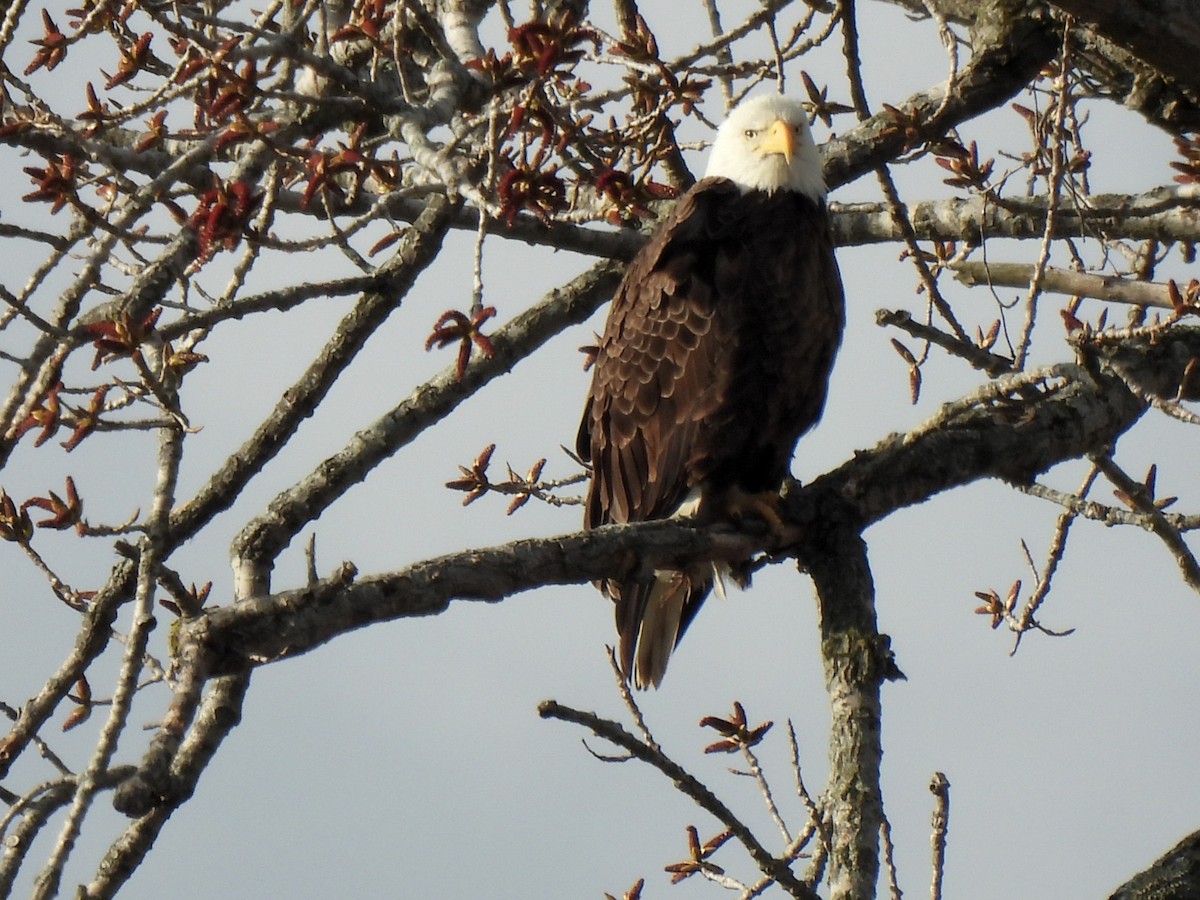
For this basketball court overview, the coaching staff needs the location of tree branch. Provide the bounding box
[953,261,1181,309]
[820,0,1061,188]
[229,259,621,565]
[1048,0,1200,94]
[171,326,1200,678]
[877,0,1200,132]
[537,699,822,900]
[1109,828,1200,900]
[833,187,1200,248]
[169,193,457,545]
[800,520,898,900]
[0,567,133,781]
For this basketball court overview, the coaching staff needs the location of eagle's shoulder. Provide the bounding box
[629,177,743,270]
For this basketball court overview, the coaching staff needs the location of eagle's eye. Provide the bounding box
[743,129,758,139]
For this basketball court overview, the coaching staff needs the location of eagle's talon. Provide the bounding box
[715,488,801,549]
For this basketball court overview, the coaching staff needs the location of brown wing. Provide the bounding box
[576,179,743,685]
[577,178,743,531]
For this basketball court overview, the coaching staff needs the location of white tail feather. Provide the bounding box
[630,491,736,688]
[634,572,689,689]
[711,562,731,601]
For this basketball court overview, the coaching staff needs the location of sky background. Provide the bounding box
[2,2,1198,898]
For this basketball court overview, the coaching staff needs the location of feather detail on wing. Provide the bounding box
[577,179,740,530]
[576,181,741,688]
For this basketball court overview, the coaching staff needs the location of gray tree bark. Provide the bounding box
[1110,830,1200,900]
[1047,0,1200,93]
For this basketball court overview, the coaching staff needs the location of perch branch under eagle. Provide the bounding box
[577,93,845,688]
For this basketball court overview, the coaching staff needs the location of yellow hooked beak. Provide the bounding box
[760,118,795,164]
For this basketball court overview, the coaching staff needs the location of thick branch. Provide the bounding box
[792,361,1145,533]
[373,184,1200,263]
[105,672,251,852]
[284,183,1200,274]
[194,522,759,672]
[1110,828,1200,900]
[878,0,1200,133]
[820,1,1061,188]
[1070,31,1200,134]
[1048,0,1200,94]
[800,523,899,900]
[229,259,621,564]
[169,193,457,545]
[833,187,1200,248]
[174,327,1200,676]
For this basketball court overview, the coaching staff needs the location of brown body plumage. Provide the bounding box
[577,95,845,688]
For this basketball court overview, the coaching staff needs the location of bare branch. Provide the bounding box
[929,772,950,900]
[1013,22,1074,370]
[821,3,1061,187]
[228,259,621,564]
[1048,0,1200,94]
[146,326,1195,682]
[1090,452,1200,593]
[876,308,1012,374]
[954,261,1184,309]
[537,699,821,900]
[170,193,458,545]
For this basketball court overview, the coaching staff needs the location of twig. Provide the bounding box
[31,422,182,900]
[608,647,659,753]
[897,362,1069,448]
[876,308,1011,375]
[1011,463,1097,653]
[17,542,91,613]
[953,262,1179,310]
[224,257,621,565]
[1091,452,1200,593]
[470,103,501,314]
[305,533,319,586]
[920,0,959,121]
[786,720,824,848]
[668,0,796,77]
[171,194,457,545]
[741,741,792,845]
[538,699,820,900]
[702,0,735,106]
[0,767,135,896]
[0,702,71,779]
[840,0,968,342]
[0,562,135,783]
[765,12,786,94]
[1018,481,1200,532]
[929,772,950,900]
[881,170,971,343]
[1013,22,1074,370]
[880,813,902,900]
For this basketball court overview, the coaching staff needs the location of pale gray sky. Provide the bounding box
[1,2,1197,898]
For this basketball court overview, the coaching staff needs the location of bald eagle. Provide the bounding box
[576,94,845,689]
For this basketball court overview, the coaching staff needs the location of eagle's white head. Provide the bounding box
[704,93,825,199]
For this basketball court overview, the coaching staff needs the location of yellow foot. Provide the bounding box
[716,487,801,548]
